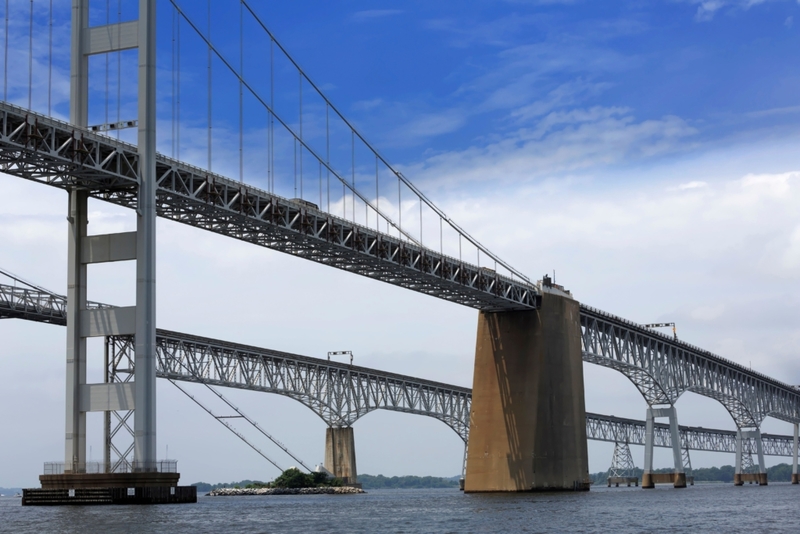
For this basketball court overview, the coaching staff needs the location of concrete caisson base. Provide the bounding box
[642,472,686,489]
[325,426,358,486]
[23,472,196,505]
[464,290,590,492]
[607,477,638,487]
[792,473,799,485]
[734,473,768,486]
[22,486,196,505]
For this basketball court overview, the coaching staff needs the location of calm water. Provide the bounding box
[1,484,798,533]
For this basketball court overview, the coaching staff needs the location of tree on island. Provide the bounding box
[271,468,343,489]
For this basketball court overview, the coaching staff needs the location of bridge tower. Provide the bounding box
[24,0,194,505]
[464,282,590,492]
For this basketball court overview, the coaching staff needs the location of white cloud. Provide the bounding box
[677,180,708,190]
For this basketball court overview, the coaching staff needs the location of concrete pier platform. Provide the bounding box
[465,288,590,492]
[22,472,196,505]
[607,477,638,487]
[734,473,768,486]
[22,486,197,505]
[792,473,799,484]
[642,472,687,489]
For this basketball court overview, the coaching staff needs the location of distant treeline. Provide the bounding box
[591,463,795,485]
[192,474,460,492]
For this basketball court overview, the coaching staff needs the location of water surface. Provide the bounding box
[1,483,797,533]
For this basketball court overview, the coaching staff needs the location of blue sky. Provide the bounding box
[1,0,800,486]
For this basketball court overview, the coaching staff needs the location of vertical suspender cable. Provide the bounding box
[238,0,243,182]
[269,38,274,193]
[4,0,9,101]
[116,0,120,138]
[293,138,297,197]
[177,12,181,160]
[326,103,330,213]
[48,0,52,115]
[375,156,379,231]
[207,0,212,171]
[299,71,303,199]
[398,175,401,240]
[171,7,175,159]
[351,130,355,221]
[28,0,33,110]
[105,0,110,128]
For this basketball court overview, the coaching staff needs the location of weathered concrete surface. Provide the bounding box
[325,426,358,485]
[465,290,590,492]
[734,473,768,486]
[607,476,639,487]
[792,473,799,484]
[641,472,687,489]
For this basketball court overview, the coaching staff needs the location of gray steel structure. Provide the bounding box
[4,100,800,431]
[580,305,800,429]
[1,281,797,462]
[0,102,537,312]
[586,412,794,457]
[2,279,798,459]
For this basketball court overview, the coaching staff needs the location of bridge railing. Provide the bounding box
[42,460,178,475]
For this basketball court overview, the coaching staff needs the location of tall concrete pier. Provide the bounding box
[465,285,590,492]
[324,426,358,485]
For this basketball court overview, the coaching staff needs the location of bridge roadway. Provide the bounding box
[3,103,799,430]
[0,281,794,458]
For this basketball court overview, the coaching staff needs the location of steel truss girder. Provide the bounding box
[107,331,472,441]
[102,330,795,457]
[1,289,797,457]
[586,412,793,456]
[0,284,107,323]
[0,102,538,312]
[580,305,800,428]
[3,280,800,455]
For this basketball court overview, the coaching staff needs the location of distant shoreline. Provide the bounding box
[209,487,365,496]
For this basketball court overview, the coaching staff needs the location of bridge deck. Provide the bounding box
[0,102,537,312]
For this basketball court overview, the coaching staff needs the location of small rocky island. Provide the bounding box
[207,468,365,496]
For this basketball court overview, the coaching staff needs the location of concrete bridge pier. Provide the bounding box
[734,428,768,486]
[464,286,590,492]
[642,405,686,489]
[792,423,799,484]
[324,426,358,486]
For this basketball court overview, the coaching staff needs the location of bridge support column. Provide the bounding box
[792,423,799,485]
[642,406,685,489]
[734,428,767,486]
[464,289,589,492]
[792,423,800,484]
[325,427,358,486]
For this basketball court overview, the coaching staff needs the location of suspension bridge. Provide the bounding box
[1,0,799,502]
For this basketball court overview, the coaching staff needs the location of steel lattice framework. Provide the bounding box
[586,413,793,457]
[0,282,796,457]
[0,282,108,323]
[580,305,800,428]
[106,329,800,457]
[0,102,537,311]
[4,279,800,438]
[116,331,471,439]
